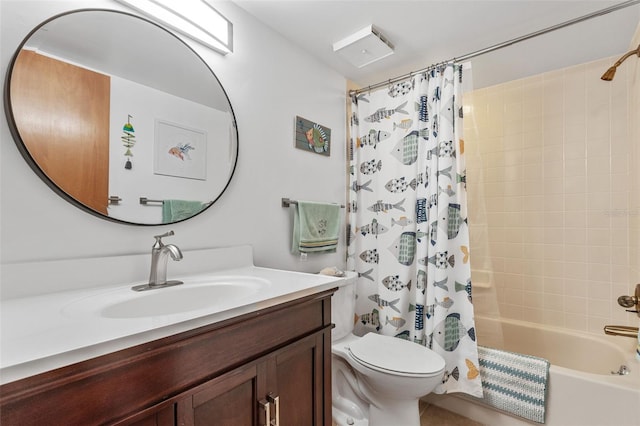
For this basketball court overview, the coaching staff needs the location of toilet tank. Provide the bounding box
[331,271,357,341]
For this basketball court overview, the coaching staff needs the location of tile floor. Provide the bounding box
[419,401,484,426]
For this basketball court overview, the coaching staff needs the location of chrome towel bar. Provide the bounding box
[140,197,163,205]
[281,197,344,208]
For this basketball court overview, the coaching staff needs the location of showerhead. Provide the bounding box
[600,66,617,81]
[601,44,640,81]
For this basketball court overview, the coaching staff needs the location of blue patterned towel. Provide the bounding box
[476,346,550,424]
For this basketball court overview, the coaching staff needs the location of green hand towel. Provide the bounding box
[292,201,341,254]
[162,200,205,223]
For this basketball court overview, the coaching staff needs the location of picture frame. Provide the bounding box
[295,116,331,156]
[154,120,207,180]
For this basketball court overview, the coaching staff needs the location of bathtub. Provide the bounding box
[424,315,640,426]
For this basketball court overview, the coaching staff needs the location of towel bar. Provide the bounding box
[140,198,213,207]
[140,197,163,205]
[282,197,345,208]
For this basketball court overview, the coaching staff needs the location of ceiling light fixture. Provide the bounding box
[115,0,233,55]
[333,25,394,68]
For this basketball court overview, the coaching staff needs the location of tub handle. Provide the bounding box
[618,295,636,308]
[616,284,640,317]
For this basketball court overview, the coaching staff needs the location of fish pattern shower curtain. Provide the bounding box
[347,64,483,396]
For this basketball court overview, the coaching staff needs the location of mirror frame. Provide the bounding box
[3,8,239,226]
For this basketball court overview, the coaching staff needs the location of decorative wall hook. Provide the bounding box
[122,114,136,169]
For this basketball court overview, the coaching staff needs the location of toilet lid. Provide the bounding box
[347,333,445,377]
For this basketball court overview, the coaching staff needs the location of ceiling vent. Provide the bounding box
[332,25,394,68]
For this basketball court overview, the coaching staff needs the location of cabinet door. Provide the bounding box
[176,329,330,426]
[176,364,265,426]
[268,333,327,426]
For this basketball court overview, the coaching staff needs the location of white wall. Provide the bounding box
[0,0,348,298]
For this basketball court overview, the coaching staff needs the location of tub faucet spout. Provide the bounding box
[132,231,184,291]
[603,325,639,338]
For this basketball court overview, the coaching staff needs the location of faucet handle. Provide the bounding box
[616,284,640,317]
[154,230,175,241]
[152,230,175,248]
[618,295,637,308]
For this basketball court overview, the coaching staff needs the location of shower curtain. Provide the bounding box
[347,64,482,396]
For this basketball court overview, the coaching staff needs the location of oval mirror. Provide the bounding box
[4,9,238,225]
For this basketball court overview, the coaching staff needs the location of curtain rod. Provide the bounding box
[349,0,640,96]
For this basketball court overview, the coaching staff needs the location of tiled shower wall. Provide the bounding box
[464,51,639,334]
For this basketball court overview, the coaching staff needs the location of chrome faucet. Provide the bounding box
[132,231,184,291]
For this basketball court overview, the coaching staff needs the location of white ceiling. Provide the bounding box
[233,0,640,89]
[19,10,230,110]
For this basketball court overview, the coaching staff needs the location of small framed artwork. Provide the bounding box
[154,120,207,180]
[295,116,331,156]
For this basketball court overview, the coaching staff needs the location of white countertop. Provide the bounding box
[0,247,343,385]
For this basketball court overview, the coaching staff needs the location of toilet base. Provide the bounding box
[368,398,421,426]
[332,406,368,426]
[332,354,369,426]
[333,398,421,426]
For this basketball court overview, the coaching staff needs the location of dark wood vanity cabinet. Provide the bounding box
[176,331,326,425]
[0,289,335,426]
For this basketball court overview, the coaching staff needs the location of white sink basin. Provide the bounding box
[62,276,270,319]
[1,246,345,384]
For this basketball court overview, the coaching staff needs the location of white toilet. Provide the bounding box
[331,272,446,426]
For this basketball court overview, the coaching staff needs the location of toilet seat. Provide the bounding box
[347,333,445,378]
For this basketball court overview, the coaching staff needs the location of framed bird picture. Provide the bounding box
[295,116,331,156]
[154,120,207,180]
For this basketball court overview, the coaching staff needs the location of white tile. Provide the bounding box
[463,55,638,334]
